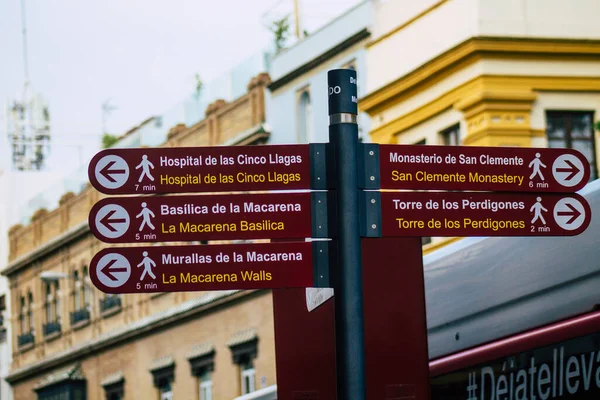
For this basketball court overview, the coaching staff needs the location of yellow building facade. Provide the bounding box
[361,0,600,251]
[3,74,278,400]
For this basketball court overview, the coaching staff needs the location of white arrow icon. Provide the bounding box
[552,154,584,188]
[553,197,586,231]
[96,253,131,288]
[95,155,129,190]
[95,204,130,239]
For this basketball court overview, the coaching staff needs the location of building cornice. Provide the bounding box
[366,0,450,49]
[6,289,265,384]
[360,36,600,116]
[268,28,371,92]
[368,74,600,144]
[220,124,270,147]
[2,221,90,277]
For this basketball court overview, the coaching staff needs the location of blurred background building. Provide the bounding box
[3,73,276,400]
[266,0,374,144]
[361,0,600,251]
[1,0,599,399]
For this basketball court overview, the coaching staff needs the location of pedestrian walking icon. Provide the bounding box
[528,153,546,181]
[530,197,547,225]
[136,155,155,183]
[136,202,155,231]
[138,252,157,281]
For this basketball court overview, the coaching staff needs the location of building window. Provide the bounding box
[546,111,597,180]
[0,294,6,342]
[34,364,87,400]
[17,293,34,347]
[415,139,427,145]
[45,283,52,323]
[150,356,175,400]
[228,329,258,396]
[187,343,215,399]
[27,291,33,331]
[199,372,213,400]
[100,294,122,315]
[440,123,460,145]
[159,383,173,400]
[241,362,256,395]
[101,371,124,400]
[73,270,81,310]
[19,295,26,334]
[43,282,61,337]
[82,266,90,307]
[297,88,312,143]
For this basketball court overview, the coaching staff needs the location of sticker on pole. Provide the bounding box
[95,253,131,288]
[306,288,334,312]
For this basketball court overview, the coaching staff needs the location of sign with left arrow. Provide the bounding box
[89,192,325,243]
[88,145,318,195]
[90,242,327,294]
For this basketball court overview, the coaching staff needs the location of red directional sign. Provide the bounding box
[380,192,591,237]
[88,145,312,195]
[89,192,318,243]
[90,242,316,294]
[378,145,590,192]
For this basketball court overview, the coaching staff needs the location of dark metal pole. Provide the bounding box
[328,69,366,400]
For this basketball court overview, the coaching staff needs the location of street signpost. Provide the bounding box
[378,144,590,192]
[86,68,594,400]
[90,242,329,294]
[88,144,324,195]
[378,192,591,237]
[89,192,326,243]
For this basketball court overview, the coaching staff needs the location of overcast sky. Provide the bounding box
[0,0,360,173]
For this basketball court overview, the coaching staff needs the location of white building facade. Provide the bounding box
[266,0,376,145]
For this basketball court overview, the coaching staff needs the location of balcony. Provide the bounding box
[70,308,90,329]
[100,295,122,317]
[17,331,35,348]
[43,321,62,339]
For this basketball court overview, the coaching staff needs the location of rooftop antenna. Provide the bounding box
[6,0,51,171]
[101,99,118,135]
[21,0,30,102]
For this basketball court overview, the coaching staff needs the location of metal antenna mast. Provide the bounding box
[21,0,30,101]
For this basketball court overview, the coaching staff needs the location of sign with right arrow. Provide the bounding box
[378,191,591,237]
[377,145,590,192]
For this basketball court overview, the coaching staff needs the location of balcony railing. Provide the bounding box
[43,321,61,336]
[100,295,121,313]
[17,331,35,347]
[70,308,90,325]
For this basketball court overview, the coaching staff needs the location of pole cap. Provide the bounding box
[327,69,358,116]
